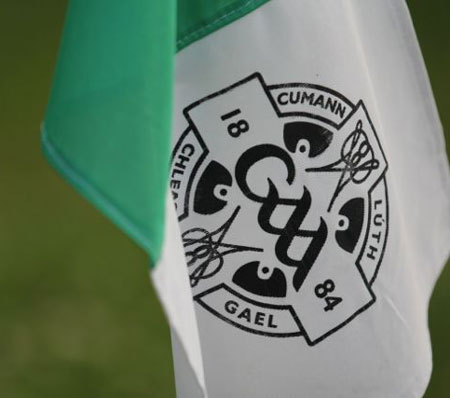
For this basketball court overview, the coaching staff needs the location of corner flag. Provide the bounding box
[43,1,450,397]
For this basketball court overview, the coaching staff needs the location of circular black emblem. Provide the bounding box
[170,73,388,345]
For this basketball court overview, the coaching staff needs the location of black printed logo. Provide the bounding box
[170,73,388,345]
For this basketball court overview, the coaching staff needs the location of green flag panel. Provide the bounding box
[42,0,271,265]
[42,0,176,263]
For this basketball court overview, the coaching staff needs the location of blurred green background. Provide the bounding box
[0,1,448,397]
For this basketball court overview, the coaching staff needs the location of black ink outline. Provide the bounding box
[183,73,276,122]
[303,291,376,346]
[195,283,304,338]
[356,177,389,287]
[173,72,390,344]
[171,127,209,221]
[266,83,354,129]
[369,177,389,286]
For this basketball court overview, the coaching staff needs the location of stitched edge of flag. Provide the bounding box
[41,125,159,267]
[176,0,271,51]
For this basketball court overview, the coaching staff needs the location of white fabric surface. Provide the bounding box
[171,1,450,397]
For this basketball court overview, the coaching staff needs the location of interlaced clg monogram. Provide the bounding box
[171,73,388,345]
[236,144,328,292]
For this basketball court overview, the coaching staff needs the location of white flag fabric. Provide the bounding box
[169,0,450,397]
[151,193,206,394]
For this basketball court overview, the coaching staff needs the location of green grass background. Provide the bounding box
[0,0,448,397]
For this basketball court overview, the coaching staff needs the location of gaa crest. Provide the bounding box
[170,73,388,345]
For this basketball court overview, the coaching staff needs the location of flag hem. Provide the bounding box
[176,0,271,51]
[41,124,159,266]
